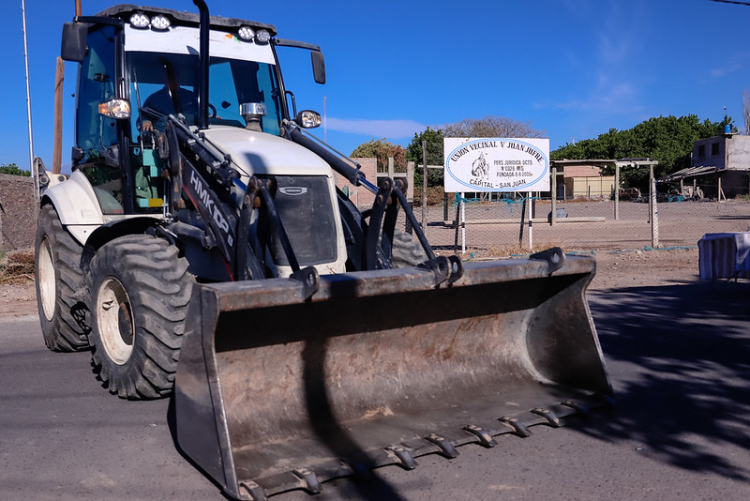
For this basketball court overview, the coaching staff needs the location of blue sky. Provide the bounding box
[3,0,750,172]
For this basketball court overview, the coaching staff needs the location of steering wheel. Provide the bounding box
[208,103,217,119]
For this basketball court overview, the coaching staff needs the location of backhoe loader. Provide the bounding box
[35,2,612,499]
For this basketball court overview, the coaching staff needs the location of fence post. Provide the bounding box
[460,193,466,254]
[406,161,414,234]
[528,197,533,250]
[650,176,659,248]
[550,167,557,226]
[422,140,427,229]
[648,164,653,224]
[614,163,620,221]
[519,197,527,249]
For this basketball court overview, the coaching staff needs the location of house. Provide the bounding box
[550,161,616,199]
[668,133,750,199]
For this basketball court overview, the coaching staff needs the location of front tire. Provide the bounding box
[87,234,194,399]
[34,204,90,351]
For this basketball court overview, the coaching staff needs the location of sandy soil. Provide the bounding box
[0,282,38,319]
[586,246,699,290]
[0,247,701,319]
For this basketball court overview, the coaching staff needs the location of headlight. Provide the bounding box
[295,110,322,129]
[98,99,131,119]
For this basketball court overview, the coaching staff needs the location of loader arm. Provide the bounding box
[285,121,462,285]
[166,115,320,293]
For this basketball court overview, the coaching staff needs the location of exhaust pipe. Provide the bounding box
[193,0,210,130]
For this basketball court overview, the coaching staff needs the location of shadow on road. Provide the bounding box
[585,280,750,481]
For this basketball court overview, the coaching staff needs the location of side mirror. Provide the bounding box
[311,51,326,85]
[61,23,88,62]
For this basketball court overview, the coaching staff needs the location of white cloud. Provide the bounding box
[325,117,426,138]
[711,62,743,78]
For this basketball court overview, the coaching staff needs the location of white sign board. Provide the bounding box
[444,137,550,193]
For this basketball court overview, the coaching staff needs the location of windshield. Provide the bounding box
[127,52,282,136]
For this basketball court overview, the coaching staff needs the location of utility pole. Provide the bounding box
[22,0,37,201]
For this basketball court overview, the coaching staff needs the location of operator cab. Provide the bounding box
[62,5,315,217]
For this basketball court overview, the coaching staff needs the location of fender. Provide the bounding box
[79,216,164,273]
[42,170,105,246]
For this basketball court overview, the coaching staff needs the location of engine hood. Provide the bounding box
[200,127,332,179]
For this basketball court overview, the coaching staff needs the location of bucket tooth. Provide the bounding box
[463,425,498,448]
[425,434,460,459]
[239,481,267,501]
[499,417,532,438]
[292,468,322,494]
[531,407,562,428]
[385,445,417,470]
[562,400,591,415]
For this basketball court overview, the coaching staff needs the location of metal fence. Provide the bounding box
[415,194,750,256]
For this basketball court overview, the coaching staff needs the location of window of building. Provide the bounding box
[712,142,720,156]
[698,145,705,158]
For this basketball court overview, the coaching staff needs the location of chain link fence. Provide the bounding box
[413,193,750,256]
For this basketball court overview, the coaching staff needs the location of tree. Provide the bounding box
[550,115,734,187]
[405,117,546,188]
[350,139,407,173]
[443,115,545,139]
[353,116,545,190]
[0,163,30,177]
[406,127,445,187]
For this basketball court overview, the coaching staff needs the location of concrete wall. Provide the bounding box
[726,135,750,169]
[564,175,615,198]
[0,174,36,252]
[694,134,750,170]
[563,165,603,177]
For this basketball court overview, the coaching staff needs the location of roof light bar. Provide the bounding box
[150,15,171,31]
[129,12,150,29]
[255,29,271,44]
[238,26,255,41]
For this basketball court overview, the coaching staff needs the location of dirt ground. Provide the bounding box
[0,282,37,319]
[0,247,700,320]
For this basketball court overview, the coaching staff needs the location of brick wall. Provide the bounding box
[563,165,603,177]
[0,174,37,252]
[334,157,377,209]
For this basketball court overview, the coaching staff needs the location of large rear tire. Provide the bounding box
[390,229,428,268]
[34,204,90,351]
[87,234,194,399]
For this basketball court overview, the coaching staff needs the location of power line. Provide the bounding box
[709,0,750,6]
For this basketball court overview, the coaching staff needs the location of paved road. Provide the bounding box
[2,280,750,500]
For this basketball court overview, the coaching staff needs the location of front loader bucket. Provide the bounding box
[174,254,612,500]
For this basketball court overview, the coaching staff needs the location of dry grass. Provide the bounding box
[0,249,35,284]
[412,186,447,208]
